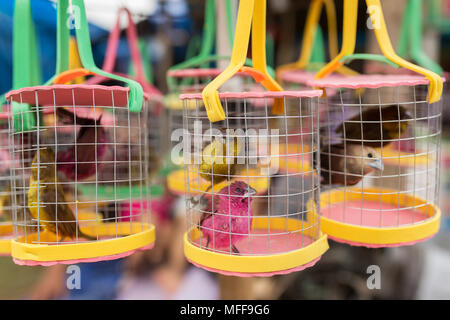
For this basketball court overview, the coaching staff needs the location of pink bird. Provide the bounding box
[200,181,256,254]
[55,108,108,181]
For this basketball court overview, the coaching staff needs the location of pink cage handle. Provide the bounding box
[86,8,162,101]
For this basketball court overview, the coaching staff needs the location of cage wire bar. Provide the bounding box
[180,90,328,277]
[0,109,14,255]
[307,74,443,247]
[6,85,155,266]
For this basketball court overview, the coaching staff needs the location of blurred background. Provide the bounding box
[0,0,449,300]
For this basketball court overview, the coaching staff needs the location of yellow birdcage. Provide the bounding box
[181,90,328,276]
[306,0,444,247]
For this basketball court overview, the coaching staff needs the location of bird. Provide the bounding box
[318,144,384,186]
[199,129,243,187]
[199,181,256,254]
[55,107,108,181]
[28,147,97,241]
[335,104,412,148]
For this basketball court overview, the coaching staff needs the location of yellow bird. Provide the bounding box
[199,130,243,188]
[28,147,96,241]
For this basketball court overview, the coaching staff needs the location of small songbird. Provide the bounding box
[28,147,96,240]
[199,181,256,254]
[199,130,243,187]
[319,144,384,186]
[55,108,108,181]
[336,105,411,148]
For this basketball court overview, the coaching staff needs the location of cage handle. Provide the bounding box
[202,0,284,123]
[10,0,43,131]
[276,0,357,77]
[53,68,96,84]
[315,0,443,104]
[398,0,443,75]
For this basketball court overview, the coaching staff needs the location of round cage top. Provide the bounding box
[5,84,152,108]
[179,89,323,101]
[306,74,440,89]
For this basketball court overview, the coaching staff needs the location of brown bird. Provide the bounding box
[336,105,412,148]
[319,144,384,186]
[28,147,97,241]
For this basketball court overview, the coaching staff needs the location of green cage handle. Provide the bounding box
[339,53,400,68]
[5,0,42,127]
[427,0,450,33]
[398,0,443,75]
[13,0,144,132]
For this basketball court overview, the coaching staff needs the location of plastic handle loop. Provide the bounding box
[86,6,161,98]
[276,0,358,78]
[11,0,43,131]
[239,66,268,83]
[202,0,283,123]
[397,0,443,75]
[45,0,144,113]
[53,68,96,85]
[427,0,450,33]
[315,0,443,104]
[339,53,400,68]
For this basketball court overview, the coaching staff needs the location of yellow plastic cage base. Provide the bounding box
[309,188,440,247]
[184,217,328,276]
[11,222,155,266]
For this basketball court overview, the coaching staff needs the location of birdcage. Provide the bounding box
[180,89,328,276]
[5,83,155,266]
[306,74,443,247]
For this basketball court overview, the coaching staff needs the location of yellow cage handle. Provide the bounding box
[315,0,443,103]
[276,0,357,78]
[202,0,283,123]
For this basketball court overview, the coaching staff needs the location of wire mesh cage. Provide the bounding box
[0,110,14,255]
[5,84,155,266]
[307,74,443,247]
[180,90,328,276]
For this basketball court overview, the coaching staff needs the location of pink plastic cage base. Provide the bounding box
[13,242,154,266]
[179,89,323,100]
[188,230,321,276]
[322,200,437,248]
[321,200,431,227]
[188,255,321,277]
[327,234,435,248]
[5,84,150,107]
[306,74,433,89]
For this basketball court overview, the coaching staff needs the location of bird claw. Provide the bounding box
[231,245,240,254]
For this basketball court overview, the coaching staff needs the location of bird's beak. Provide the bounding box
[244,186,257,197]
[368,159,384,171]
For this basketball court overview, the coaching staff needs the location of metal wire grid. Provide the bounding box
[7,87,151,244]
[182,94,321,256]
[319,84,442,227]
[168,72,263,156]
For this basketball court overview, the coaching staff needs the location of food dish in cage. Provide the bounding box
[5,84,156,265]
[306,73,443,247]
[180,90,328,276]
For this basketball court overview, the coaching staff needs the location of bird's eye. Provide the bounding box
[235,187,242,193]
[368,153,373,158]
